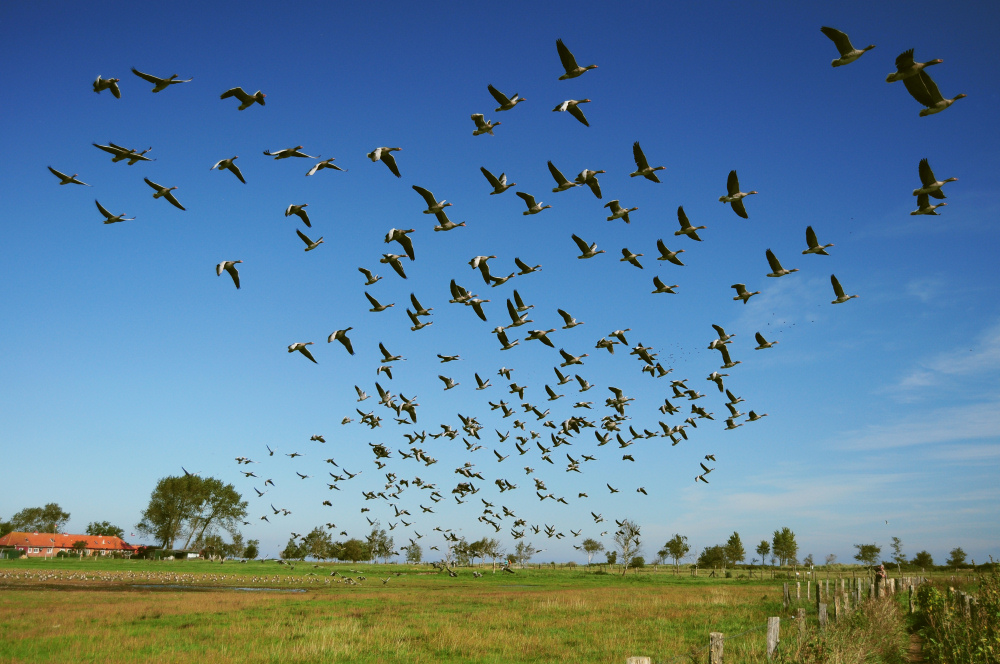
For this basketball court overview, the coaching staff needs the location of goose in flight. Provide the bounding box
[886,49,942,83]
[903,70,966,116]
[516,191,551,215]
[559,349,588,367]
[803,226,834,255]
[575,169,604,199]
[92,75,121,98]
[652,277,678,294]
[216,260,242,289]
[296,229,324,251]
[571,234,604,259]
[480,167,515,195]
[747,410,768,421]
[131,67,192,92]
[496,329,519,350]
[720,170,757,219]
[410,293,433,316]
[366,292,394,312]
[910,193,946,215]
[306,158,346,176]
[556,39,598,80]
[328,328,354,354]
[552,99,591,126]
[95,199,134,224]
[576,375,592,392]
[475,373,492,390]
[715,344,741,369]
[731,283,759,303]
[914,158,957,199]
[288,342,317,363]
[711,324,735,344]
[471,114,501,136]
[380,254,408,279]
[211,156,245,184]
[412,185,451,214]
[439,375,460,390]
[407,308,432,331]
[525,329,557,348]
[264,145,316,160]
[830,274,858,304]
[220,86,266,110]
[655,240,685,266]
[285,203,311,227]
[674,206,705,241]
[620,248,644,269]
[93,142,153,165]
[48,167,90,186]
[553,367,572,385]
[606,483,619,494]
[765,249,798,277]
[358,267,381,285]
[820,26,875,67]
[385,228,415,260]
[605,200,637,224]
[433,209,466,231]
[368,147,402,177]
[437,353,460,362]
[515,258,541,275]
[379,342,403,362]
[557,308,584,329]
[754,332,778,349]
[630,141,665,182]
[486,83,525,112]
[144,178,185,210]
[505,299,532,327]
[547,161,578,192]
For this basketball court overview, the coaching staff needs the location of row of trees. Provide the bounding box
[1,504,129,541]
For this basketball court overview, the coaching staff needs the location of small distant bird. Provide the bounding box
[765,249,798,277]
[471,114,501,136]
[552,99,591,126]
[913,158,957,199]
[220,87,266,110]
[803,226,834,255]
[92,75,121,98]
[48,167,90,186]
[306,159,346,176]
[607,483,619,494]
[556,39,598,80]
[830,274,858,304]
[131,67,192,92]
[296,229,324,251]
[820,27,875,67]
[368,147,402,177]
[285,203,311,227]
[720,170,757,219]
[487,84,525,111]
[481,167,515,195]
[630,141,665,182]
[288,342,317,363]
[216,260,242,289]
[143,178,185,210]
[731,283,760,303]
[211,156,246,184]
[754,332,778,349]
[95,200,134,224]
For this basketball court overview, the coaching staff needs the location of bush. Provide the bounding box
[630,556,645,569]
[916,564,1000,663]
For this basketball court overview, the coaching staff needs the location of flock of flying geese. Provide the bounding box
[57,30,962,560]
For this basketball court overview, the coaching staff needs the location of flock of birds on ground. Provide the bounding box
[54,29,964,561]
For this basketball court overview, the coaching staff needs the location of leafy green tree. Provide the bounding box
[201,533,226,560]
[663,534,690,569]
[890,537,906,574]
[698,545,726,568]
[613,519,642,575]
[606,550,618,567]
[340,538,370,563]
[756,540,771,566]
[467,538,489,566]
[724,531,745,567]
[10,504,71,533]
[85,521,125,539]
[365,523,394,563]
[582,538,604,566]
[404,542,422,564]
[0,519,12,537]
[803,553,814,567]
[71,540,88,558]
[136,475,247,549]
[909,550,933,568]
[280,537,305,561]
[630,556,645,569]
[772,527,798,566]
[946,547,967,569]
[303,527,334,561]
[853,543,881,567]
[825,554,837,566]
[482,538,505,568]
[243,540,259,560]
[514,541,538,568]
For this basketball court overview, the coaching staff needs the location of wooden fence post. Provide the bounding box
[797,608,806,643]
[807,579,811,600]
[834,595,840,621]
[818,603,828,630]
[709,632,723,664]
[766,616,780,660]
[796,581,801,600]
[626,658,651,664]
[909,585,915,614]
[783,582,790,610]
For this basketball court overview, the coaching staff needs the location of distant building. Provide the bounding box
[0,531,137,558]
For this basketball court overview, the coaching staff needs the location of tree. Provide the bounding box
[606,551,618,567]
[482,538,505,569]
[698,545,726,568]
[365,523,394,563]
[243,539,259,560]
[663,534,691,570]
[280,537,305,561]
[910,550,933,568]
[582,538,604,566]
[825,554,837,566]
[404,542,422,564]
[724,532,745,567]
[467,538,490,566]
[0,519,12,538]
[946,547,967,569]
[85,521,125,539]
[340,538,370,563]
[803,554,814,567]
[135,475,247,549]
[72,540,88,558]
[853,543,881,567]
[201,533,227,560]
[772,527,798,566]
[10,504,71,533]
[755,540,771,568]
[303,527,334,561]
[514,541,538,568]
[613,519,642,575]
[890,537,906,575]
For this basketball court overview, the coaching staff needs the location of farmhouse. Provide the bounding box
[0,531,137,558]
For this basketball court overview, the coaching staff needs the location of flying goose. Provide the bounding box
[211,156,246,183]
[505,299,532,327]
[630,141,665,182]
[605,200,637,224]
[410,293,433,316]
[264,145,316,159]
[306,158,346,176]
[379,342,403,362]
[575,169,604,198]
[765,249,798,277]
[556,39,598,80]
[407,308,432,331]
[432,209,466,231]
[820,26,875,67]
[288,342,317,363]
[559,349,588,367]
[143,178,185,210]
[216,260,242,289]
[296,229,324,251]
[220,87,266,109]
[886,49,942,83]
[547,161,578,192]
[715,344,741,369]
[903,70,966,116]
[914,158,957,199]
[94,200,134,224]
[475,373,492,390]
[711,324,735,344]
[803,226,834,255]
[93,142,153,164]
[552,99,591,126]
[487,84,525,111]
[652,277,678,294]
[439,375,459,390]
[747,411,768,421]
[731,283,760,303]
[366,291,393,312]
[830,274,858,304]
[514,258,541,275]
[384,229,415,260]
[655,240,685,265]
[620,248,644,269]
[285,203,311,227]
[754,332,778,349]
[437,353,460,362]
[92,75,121,98]
[48,167,90,186]
[358,267,381,285]
[131,67,192,92]
[412,185,451,214]
[496,329,519,350]
[910,193,947,215]
[368,147,402,177]
[328,328,354,354]
[557,308,584,329]
[480,167,515,194]
[571,234,604,259]
[525,329,557,348]
[674,206,705,241]
[471,114,501,136]
[516,191,551,215]
[720,170,757,218]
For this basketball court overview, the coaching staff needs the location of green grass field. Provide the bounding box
[0,559,925,663]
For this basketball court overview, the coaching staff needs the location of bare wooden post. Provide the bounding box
[796,581,801,599]
[834,595,840,621]
[807,579,811,600]
[783,582,790,610]
[889,578,896,595]
[797,608,806,642]
[818,603,828,630]
[909,585,915,614]
[766,616,780,660]
[825,579,829,598]
[709,632,724,664]
[626,658,651,664]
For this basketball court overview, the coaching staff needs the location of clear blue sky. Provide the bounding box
[2,0,998,566]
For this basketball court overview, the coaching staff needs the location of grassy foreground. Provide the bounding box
[0,559,911,663]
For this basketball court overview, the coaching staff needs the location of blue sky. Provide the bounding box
[2,0,998,565]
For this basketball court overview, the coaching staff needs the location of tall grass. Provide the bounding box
[913,564,1000,664]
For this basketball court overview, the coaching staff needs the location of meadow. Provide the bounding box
[0,558,922,663]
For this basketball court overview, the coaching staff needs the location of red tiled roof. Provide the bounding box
[0,532,136,551]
